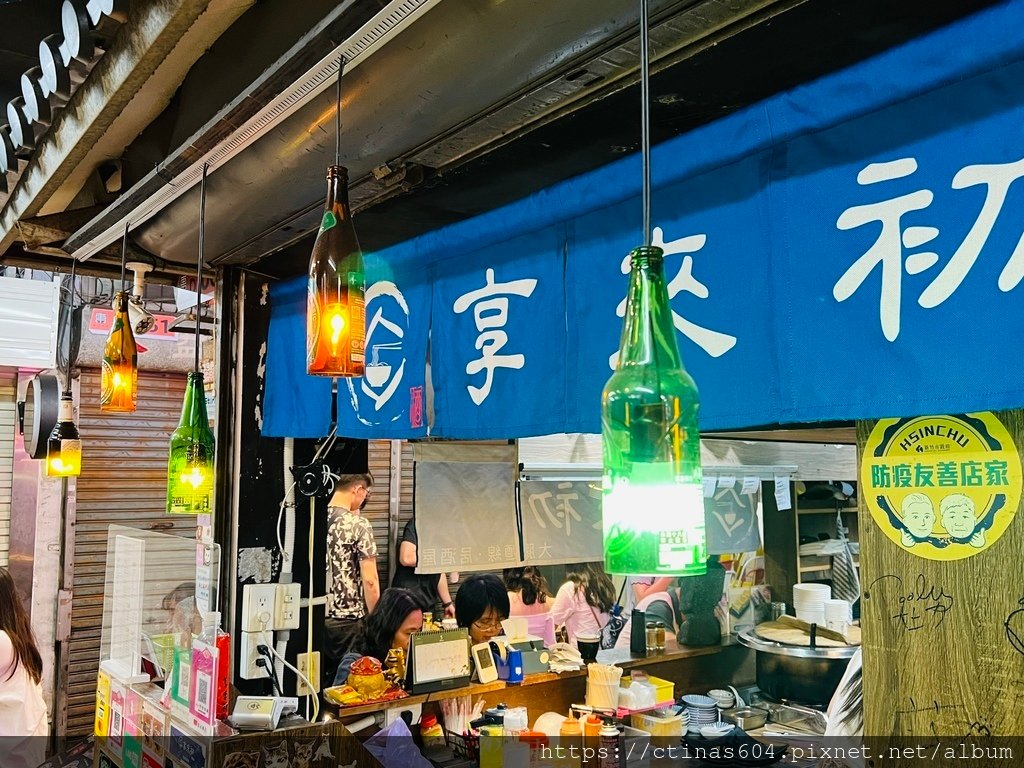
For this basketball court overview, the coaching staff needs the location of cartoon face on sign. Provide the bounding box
[862,413,1021,560]
[346,280,409,421]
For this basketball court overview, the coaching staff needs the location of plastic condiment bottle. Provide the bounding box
[582,714,602,768]
[420,713,446,749]
[519,730,548,768]
[557,712,582,768]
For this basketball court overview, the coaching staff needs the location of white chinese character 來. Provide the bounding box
[453,268,538,405]
[834,158,939,342]
[610,226,736,368]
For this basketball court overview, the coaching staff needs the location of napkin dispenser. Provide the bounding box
[491,637,551,678]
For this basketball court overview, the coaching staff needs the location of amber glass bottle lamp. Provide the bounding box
[101,224,139,411]
[167,164,215,515]
[307,56,366,377]
[601,0,706,576]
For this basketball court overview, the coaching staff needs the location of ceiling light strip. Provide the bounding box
[69,0,442,262]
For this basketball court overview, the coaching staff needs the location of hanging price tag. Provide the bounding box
[717,475,736,490]
[774,475,792,510]
[740,476,760,495]
[703,477,717,498]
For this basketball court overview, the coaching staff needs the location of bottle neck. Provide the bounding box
[58,395,75,423]
[178,372,210,429]
[616,246,683,369]
[324,166,352,215]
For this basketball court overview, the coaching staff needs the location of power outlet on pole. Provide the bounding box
[296,652,320,696]
[239,631,270,680]
[241,584,277,633]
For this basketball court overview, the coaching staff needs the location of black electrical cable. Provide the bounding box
[196,162,208,374]
[335,55,347,167]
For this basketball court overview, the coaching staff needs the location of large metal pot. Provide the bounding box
[738,628,857,707]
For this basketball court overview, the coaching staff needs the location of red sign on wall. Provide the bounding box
[88,308,179,340]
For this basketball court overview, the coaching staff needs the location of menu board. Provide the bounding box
[413,444,520,573]
[519,480,603,565]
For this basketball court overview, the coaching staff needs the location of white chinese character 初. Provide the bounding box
[919,157,1024,302]
[833,158,939,342]
[609,226,737,368]
[453,268,538,405]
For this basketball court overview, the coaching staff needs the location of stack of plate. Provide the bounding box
[682,694,720,734]
[793,583,831,625]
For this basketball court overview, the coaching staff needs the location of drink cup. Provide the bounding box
[576,633,600,663]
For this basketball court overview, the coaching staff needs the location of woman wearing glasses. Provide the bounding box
[455,573,510,645]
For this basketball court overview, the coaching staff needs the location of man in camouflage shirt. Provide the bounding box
[323,473,380,687]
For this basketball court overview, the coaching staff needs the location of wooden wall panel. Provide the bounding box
[859,411,1024,756]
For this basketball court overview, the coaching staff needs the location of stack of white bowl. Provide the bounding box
[682,694,720,734]
[793,583,831,625]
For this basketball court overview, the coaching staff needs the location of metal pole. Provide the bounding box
[640,0,652,247]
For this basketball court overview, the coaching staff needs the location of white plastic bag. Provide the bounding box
[364,717,434,768]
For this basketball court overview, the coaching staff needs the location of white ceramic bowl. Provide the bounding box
[700,722,735,739]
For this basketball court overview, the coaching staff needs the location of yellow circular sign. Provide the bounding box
[861,413,1022,560]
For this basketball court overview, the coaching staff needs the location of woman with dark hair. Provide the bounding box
[0,567,48,768]
[455,573,510,645]
[549,562,615,644]
[503,567,551,617]
[332,588,424,686]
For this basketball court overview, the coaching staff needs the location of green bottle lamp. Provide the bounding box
[601,0,706,576]
[167,163,215,515]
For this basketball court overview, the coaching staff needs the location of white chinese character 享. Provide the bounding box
[453,268,538,405]
[460,547,473,565]
[834,158,938,342]
[440,548,456,566]
[421,548,437,567]
[610,226,736,368]
[919,157,1024,301]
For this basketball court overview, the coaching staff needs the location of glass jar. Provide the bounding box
[645,622,657,654]
[655,622,666,653]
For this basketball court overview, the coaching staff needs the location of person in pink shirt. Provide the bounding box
[549,562,615,644]
[504,567,552,617]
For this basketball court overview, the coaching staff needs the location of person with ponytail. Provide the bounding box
[0,567,48,768]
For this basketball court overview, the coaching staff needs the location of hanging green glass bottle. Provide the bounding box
[167,371,215,515]
[601,245,706,576]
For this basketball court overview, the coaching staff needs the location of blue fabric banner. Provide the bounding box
[262,278,332,438]
[429,225,568,437]
[262,1,1024,439]
[565,154,777,433]
[337,264,431,438]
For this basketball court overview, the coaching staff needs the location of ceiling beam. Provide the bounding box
[0,0,254,255]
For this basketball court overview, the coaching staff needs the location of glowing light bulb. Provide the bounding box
[181,466,206,489]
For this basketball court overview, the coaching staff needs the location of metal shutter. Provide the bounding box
[0,370,15,566]
[62,369,190,737]
[366,440,392,588]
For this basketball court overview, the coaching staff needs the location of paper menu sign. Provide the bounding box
[717,475,737,490]
[740,476,760,495]
[703,477,717,498]
[774,475,792,510]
